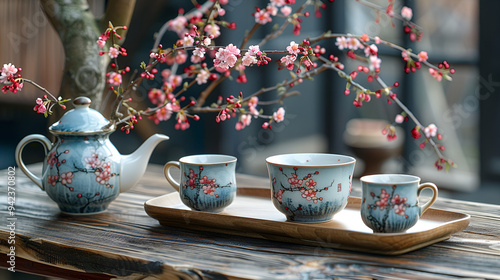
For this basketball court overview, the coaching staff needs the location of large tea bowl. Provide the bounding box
[266,153,356,223]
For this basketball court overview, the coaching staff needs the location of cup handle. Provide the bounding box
[417,182,438,216]
[15,134,52,191]
[163,161,181,192]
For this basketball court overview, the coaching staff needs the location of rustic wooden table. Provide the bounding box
[1,164,499,279]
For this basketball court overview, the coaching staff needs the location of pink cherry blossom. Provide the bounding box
[226,44,240,56]
[424,124,438,138]
[183,35,194,46]
[418,51,428,62]
[214,44,240,69]
[401,50,410,61]
[248,96,258,107]
[148,88,166,105]
[204,24,221,38]
[242,53,257,66]
[280,55,296,70]
[347,37,361,50]
[280,6,292,16]
[364,44,378,57]
[191,54,205,64]
[395,114,404,123]
[429,68,443,82]
[369,56,381,70]
[174,51,188,64]
[273,107,285,123]
[175,113,190,130]
[241,114,252,126]
[108,47,119,59]
[249,106,259,116]
[96,38,106,48]
[271,0,286,6]
[161,69,171,80]
[286,41,300,55]
[196,69,210,85]
[375,36,381,44]
[156,103,173,123]
[254,9,272,24]
[203,37,212,46]
[248,45,260,56]
[335,36,349,50]
[1,63,18,82]
[267,4,278,16]
[193,46,206,58]
[33,99,47,114]
[107,72,122,86]
[236,114,252,130]
[168,75,183,87]
[169,15,188,36]
[401,6,413,21]
[1,63,17,77]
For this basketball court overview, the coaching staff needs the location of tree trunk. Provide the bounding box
[39,0,136,110]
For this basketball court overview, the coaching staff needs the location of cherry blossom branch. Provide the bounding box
[196,75,227,107]
[187,91,301,114]
[374,76,448,161]
[314,54,451,167]
[107,59,161,127]
[241,23,261,49]
[258,0,310,47]
[21,78,69,109]
[354,0,423,34]
[150,1,214,55]
[308,33,441,71]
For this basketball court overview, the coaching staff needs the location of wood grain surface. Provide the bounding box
[1,164,499,279]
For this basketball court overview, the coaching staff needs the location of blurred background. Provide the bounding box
[1,0,499,279]
[1,0,498,202]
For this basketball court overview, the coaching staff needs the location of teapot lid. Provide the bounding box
[49,97,115,135]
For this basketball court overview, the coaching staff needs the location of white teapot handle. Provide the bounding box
[15,134,52,190]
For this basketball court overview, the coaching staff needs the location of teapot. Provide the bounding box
[15,97,169,214]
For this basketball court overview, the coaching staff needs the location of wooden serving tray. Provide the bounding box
[144,188,470,255]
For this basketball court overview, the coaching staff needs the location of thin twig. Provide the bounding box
[354,0,423,32]
[21,79,66,108]
[374,76,446,160]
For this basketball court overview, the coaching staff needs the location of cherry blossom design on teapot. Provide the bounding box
[15,97,169,214]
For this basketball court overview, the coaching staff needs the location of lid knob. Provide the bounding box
[73,96,91,109]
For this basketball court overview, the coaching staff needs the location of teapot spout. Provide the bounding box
[120,134,169,193]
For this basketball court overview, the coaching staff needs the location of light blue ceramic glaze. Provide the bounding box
[16,97,169,214]
[165,155,237,212]
[266,153,356,223]
[360,174,438,233]
[42,134,121,214]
